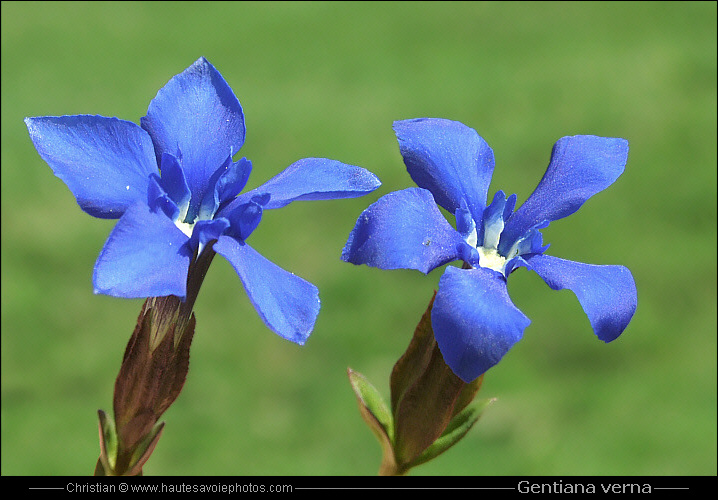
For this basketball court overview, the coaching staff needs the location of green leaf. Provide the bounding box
[347,368,393,441]
[408,397,495,469]
[348,367,400,474]
[96,409,118,475]
[125,420,165,476]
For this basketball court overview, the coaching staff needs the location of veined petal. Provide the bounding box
[213,236,320,345]
[526,254,637,342]
[25,115,158,219]
[393,118,495,224]
[432,266,531,382]
[222,158,381,213]
[500,135,628,254]
[93,203,192,299]
[341,188,467,274]
[140,57,245,204]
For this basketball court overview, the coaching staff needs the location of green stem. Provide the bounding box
[378,455,409,476]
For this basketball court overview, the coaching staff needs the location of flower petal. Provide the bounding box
[454,201,477,246]
[189,217,230,255]
[221,158,381,213]
[481,190,515,250]
[25,115,158,219]
[526,254,637,342]
[93,203,192,299]
[393,118,495,224]
[140,57,245,204]
[224,195,267,241]
[197,156,252,221]
[213,236,320,344]
[147,173,180,221]
[499,135,629,254]
[341,187,468,274]
[158,153,191,218]
[215,157,253,208]
[432,266,531,382]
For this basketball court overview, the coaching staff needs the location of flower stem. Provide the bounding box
[378,456,409,476]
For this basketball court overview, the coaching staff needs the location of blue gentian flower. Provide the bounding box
[342,118,637,382]
[26,56,380,345]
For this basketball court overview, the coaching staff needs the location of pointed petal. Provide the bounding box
[454,201,477,246]
[216,157,252,207]
[526,254,637,342]
[147,173,180,221]
[393,118,495,223]
[93,203,191,299]
[188,217,230,255]
[500,135,629,254]
[481,191,513,249]
[432,266,531,382]
[140,57,245,203]
[25,115,158,219]
[225,195,266,241]
[341,188,467,274]
[158,153,191,217]
[213,236,320,344]
[222,158,380,214]
[198,157,252,220]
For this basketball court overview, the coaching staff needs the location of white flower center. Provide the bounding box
[477,246,507,274]
[465,225,478,249]
[175,220,194,238]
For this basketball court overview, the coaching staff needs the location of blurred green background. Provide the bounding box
[2,1,716,476]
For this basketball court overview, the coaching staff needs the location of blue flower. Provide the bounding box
[342,118,637,382]
[26,56,380,345]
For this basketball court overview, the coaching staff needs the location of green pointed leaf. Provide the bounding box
[97,409,118,475]
[125,421,165,476]
[347,368,393,441]
[409,397,495,469]
[348,367,402,474]
[442,397,494,438]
